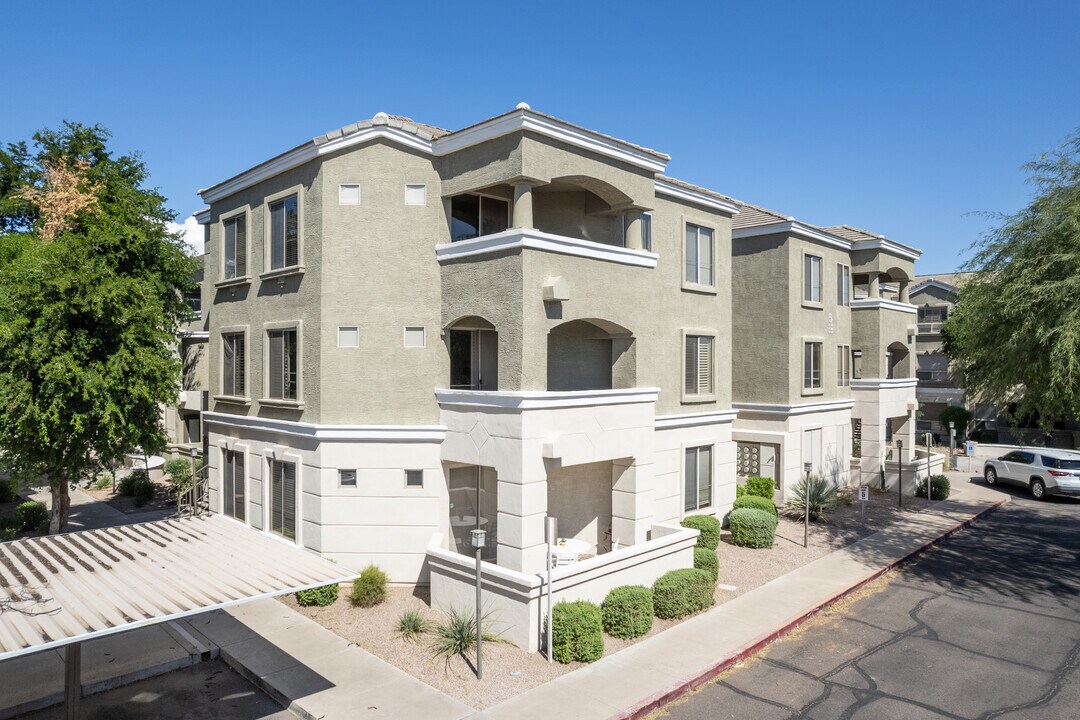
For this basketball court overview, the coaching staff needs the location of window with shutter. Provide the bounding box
[223,333,245,397]
[267,329,298,400]
[684,335,714,396]
[269,195,299,270]
[270,460,296,541]
[222,450,245,521]
[224,215,246,279]
[233,452,245,521]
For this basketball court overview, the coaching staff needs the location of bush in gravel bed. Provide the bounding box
[351,565,388,607]
[783,475,837,522]
[680,514,720,550]
[652,568,715,619]
[693,547,719,582]
[601,585,653,639]
[16,501,48,531]
[745,476,775,499]
[729,508,777,549]
[551,600,604,663]
[732,494,777,517]
[296,583,340,607]
[916,474,951,500]
[399,609,429,640]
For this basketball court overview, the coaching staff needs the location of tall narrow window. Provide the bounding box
[641,213,653,252]
[222,449,245,521]
[223,215,246,279]
[804,341,822,389]
[222,332,245,397]
[268,329,298,400]
[684,224,713,286]
[837,264,851,306]
[684,445,713,512]
[270,459,296,541]
[837,344,851,387]
[269,195,299,269]
[804,255,822,303]
[685,335,714,396]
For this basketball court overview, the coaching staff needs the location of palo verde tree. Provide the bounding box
[0,122,198,532]
[943,128,1080,430]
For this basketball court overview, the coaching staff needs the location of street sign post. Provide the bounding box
[858,484,868,522]
[966,440,977,473]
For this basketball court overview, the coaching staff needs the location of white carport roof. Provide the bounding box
[0,514,357,660]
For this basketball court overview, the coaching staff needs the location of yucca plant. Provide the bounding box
[429,608,500,671]
[399,608,429,641]
[783,474,838,522]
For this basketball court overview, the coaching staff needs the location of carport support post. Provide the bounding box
[65,641,81,720]
[803,463,811,548]
[897,440,904,509]
[545,516,557,663]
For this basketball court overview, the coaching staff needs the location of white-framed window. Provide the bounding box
[338,326,359,348]
[837,263,851,306]
[223,214,246,279]
[268,328,298,400]
[837,344,851,387]
[405,469,424,488]
[684,335,714,396]
[405,184,427,206]
[804,254,822,303]
[804,341,822,390]
[339,469,357,488]
[222,332,245,397]
[268,194,299,269]
[269,459,297,541]
[684,445,713,512]
[222,449,245,521]
[684,223,714,286]
[641,213,653,252]
[852,349,863,380]
[338,184,361,206]
[404,326,426,348]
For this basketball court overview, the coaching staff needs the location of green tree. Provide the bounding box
[943,129,1080,430]
[938,405,973,435]
[0,122,197,532]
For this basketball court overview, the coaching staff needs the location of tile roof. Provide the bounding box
[822,225,886,242]
[730,201,793,229]
[655,175,739,205]
[313,113,451,146]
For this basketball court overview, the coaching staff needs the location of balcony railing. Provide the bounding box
[435,228,659,269]
[917,322,945,334]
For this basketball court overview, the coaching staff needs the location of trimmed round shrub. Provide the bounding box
[652,568,715,619]
[296,583,340,607]
[680,514,721,550]
[16,501,48,531]
[0,478,16,504]
[735,484,747,499]
[351,565,388,607]
[916,474,951,500]
[729,508,777,549]
[693,547,719,582]
[551,600,603,663]
[733,494,777,517]
[601,585,653,639]
[745,476,776,499]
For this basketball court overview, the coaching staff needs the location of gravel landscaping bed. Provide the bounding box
[282,484,952,709]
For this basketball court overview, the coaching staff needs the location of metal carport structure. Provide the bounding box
[0,514,358,718]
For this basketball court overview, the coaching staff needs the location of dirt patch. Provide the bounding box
[83,480,176,515]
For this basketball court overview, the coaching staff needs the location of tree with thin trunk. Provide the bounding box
[0,122,197,532]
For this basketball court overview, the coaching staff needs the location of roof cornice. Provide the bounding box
[911,279,958,295]
[851,237,922,261]
[731,221,852,251]
[654,178,741,216]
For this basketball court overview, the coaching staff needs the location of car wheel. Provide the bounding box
[985,467,997,486]
[1031,479,1047,500]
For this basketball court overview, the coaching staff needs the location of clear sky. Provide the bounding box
[4,1,1078,273]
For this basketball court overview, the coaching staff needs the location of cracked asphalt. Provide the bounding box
[656,481,1080,720]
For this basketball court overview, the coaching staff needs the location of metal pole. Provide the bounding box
[545,517,557,663]
[897,439,904,508]
[803,463,811,548]
[926,431,932,502]
[65,642,81,720]
[475,542,482,680]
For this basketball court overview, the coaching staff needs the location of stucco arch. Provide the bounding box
[547,318,636,391]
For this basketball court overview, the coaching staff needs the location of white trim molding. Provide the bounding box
[435,228,659,268]
[194,208,211,225]
[851,237,922,261]
[732,221,853,251]
[655,409,738,429]
[910,279,959,295]
[202,412,446,442]
[851,378,919,390]
[851,298,919,314]
[733,399,856,417]
[654,178,741,216]
[435,387,659,410]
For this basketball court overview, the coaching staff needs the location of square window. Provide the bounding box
[339,184,360,205]
[404,326,425,348]
[339,469,357,487]
[405,184,427,206]
[405,469,423,487]
[338,326,359,348]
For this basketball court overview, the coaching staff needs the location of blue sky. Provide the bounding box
[4,1,1078,273]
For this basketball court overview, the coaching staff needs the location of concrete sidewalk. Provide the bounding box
[27,486,172,531]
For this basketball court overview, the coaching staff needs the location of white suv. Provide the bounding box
[984,448,1080,500]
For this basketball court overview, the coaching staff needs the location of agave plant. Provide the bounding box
[429,607,500,671]
[783,474,838,522]
[398,608,429,641]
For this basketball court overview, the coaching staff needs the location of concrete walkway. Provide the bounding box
[27,486,172,531]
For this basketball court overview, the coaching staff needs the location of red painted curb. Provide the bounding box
[615,497,1008,720]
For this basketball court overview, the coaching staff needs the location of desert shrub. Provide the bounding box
[91,471,113,490]
[430,607,500,669]
[0,518,18,541]
[164,458,202,495]
[729,508,777,549]
[745,476,776,499]
[601,585,653,639]
[0,479,15,504]
[783,475,838,522]
[652,568,715,619]
[296,583,340,607]
[916,474,951,501]
[118,469,149,497]
[680,514,720,550]
[693,547,719,582]
[132,474,155,505]
[551,600,604,663]
[351,565,388,607]
[735,484,747,498]
[732,494,777,517]
[399,609,429,640]
[16,501,48,531]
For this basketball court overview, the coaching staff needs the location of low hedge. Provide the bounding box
[601,585,653,639]
[296,583,340,607]
[351,565,388,607]
[693,547,719,582]
[652,568,715,619]
[729,508,777,549]
[680,514,720,550]
[916,474,951,500]
[745,476,776,499]
[552,600,604,663]
[732,494,777,517]
[16,501,48,532]
[735,485,747,499]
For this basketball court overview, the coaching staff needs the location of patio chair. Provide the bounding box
[551,551,578,568]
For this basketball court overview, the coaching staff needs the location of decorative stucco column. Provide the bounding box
[899,280,911,304]
[495,462,548,573]
[623,211,643,250]
[611,456,654,545]
[512,181,534,229]
[868,273,881,298]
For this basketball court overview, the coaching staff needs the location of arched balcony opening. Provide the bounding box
[886,341,912,379]
[547,318,636,391]
[447,316,498,391]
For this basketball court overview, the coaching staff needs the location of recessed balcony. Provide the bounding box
[436,228,657,268]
